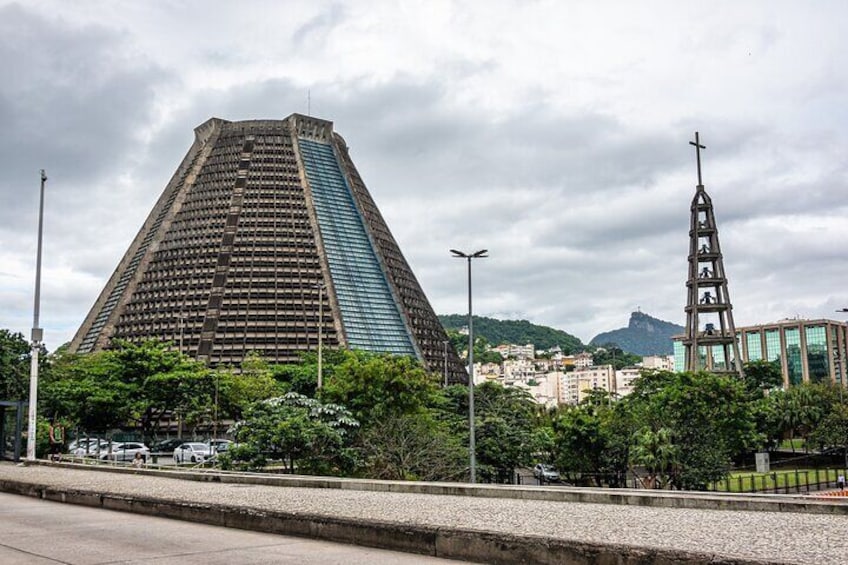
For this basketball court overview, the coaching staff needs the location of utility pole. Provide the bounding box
[451,249,488,483]
[27,170,47,461]
[316,282,325,390]
[443,340,449,387]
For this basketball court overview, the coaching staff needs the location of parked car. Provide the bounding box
[533,463,560,483]
[150,438,186,454]
[100,442,150,462]
[207,439,232,454]
[173,442,211,464]
[70,439,111,456]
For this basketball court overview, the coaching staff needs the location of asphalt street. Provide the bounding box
[0,492,466,564]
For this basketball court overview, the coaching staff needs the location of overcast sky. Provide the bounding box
[2,1,847,350]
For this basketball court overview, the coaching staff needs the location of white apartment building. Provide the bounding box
[493,343,535,360]
[574,352,594,368]
[569,364,614,403]
[556,366,643,404]
[641,355,674,372]
[557,372,580,405]
[615,367,642,398]
[520,372,560,408]
[475,362,502,381]
[502,358,536,382]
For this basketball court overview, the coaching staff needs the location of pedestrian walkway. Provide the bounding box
[1,462,847,564]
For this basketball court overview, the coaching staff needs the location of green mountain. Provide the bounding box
[589,311,683,356]
[438,315,585,354]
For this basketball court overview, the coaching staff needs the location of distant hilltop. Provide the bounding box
[589,312,683,356]
[438,315,585,354]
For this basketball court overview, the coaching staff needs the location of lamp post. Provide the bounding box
[27,170,47,461]
[443,340,449,387]
[451,248,488,483]
[835,309,848,471]
[316,282,325,390]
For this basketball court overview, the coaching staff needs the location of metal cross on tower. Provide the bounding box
[683,132,743,377]
[689,132,706,188]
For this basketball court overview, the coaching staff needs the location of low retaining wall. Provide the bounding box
[0,477,779,565]
[32,460,848,516]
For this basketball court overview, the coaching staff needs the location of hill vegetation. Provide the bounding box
[589,311,683,356]
[438,315,585,354]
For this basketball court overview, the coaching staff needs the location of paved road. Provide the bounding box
[0,492,465,564]
[3,464,848,564]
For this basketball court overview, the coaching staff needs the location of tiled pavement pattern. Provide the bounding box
[1,463,847,564]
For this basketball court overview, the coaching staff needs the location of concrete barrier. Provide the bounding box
[0,477,774,564]
[29,460,848,516]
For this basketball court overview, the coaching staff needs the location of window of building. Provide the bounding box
[746,332,763,362]
[784,327,802,385]
[805,325,829,383]
[764,329,781,363]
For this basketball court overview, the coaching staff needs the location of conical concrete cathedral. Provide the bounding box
[70,114,466,382]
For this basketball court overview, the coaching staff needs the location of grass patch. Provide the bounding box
[778,438,806,450]
[712,468,845,493]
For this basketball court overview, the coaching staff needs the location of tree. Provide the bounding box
[631,428,678,489]
[551,401,626,486]
[320,350,440,426]
[0,329,47,400]
[473,382,540,483]
[742,360,783,398]
[772,383,839,451]
[41,349,135,431]
[221,352,282,419]
[624,370,757,489]
[808,404,848,454]
[358,412,466,481]
[228,392,359,473]
[591,344,641,370]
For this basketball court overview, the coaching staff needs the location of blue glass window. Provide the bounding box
[805,325,828,383]
[785,327,802,385]
[299,138,415,356]
[746,332,763,362]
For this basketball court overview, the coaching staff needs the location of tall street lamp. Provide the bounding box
[27,170,47,461]
[835,309,848,471]
[443,340,449,387]
[451,248,488,483]
[316,282,325,390]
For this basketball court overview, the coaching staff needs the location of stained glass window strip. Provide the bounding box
[299,138,415,356]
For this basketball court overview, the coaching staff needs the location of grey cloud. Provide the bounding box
[0,3,174,232]
[292,2,347,46]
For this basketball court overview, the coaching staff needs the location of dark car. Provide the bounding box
[150,438,186,454]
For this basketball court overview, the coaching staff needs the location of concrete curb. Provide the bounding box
[32,460,848,516]
[0,477,781,565]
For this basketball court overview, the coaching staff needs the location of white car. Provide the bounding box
[71,439,111,457]
[207,439,232,454]
[533,463,561,483]
[173,442,211,464]
[100,442,150,462]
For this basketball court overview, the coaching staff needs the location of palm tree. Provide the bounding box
[631,428,678,489]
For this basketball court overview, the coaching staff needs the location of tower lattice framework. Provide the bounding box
[683,132,743,376]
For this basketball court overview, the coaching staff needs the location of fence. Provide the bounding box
[512,468,848,493]
[707,468,848,494]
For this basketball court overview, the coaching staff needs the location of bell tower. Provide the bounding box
[683,132,743,376]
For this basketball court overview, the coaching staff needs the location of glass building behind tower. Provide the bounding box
[673,318,848,388]
[69,114,467,382]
